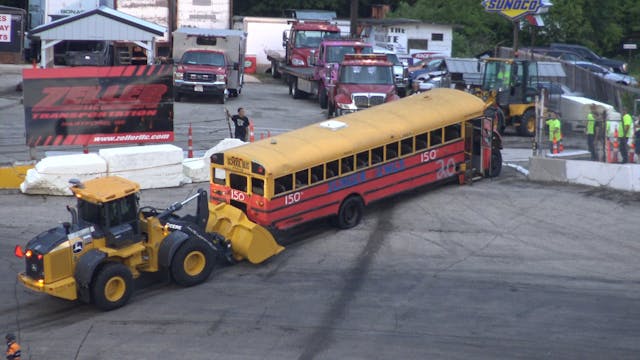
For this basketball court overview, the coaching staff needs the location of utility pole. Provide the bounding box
[168,0,177,59]
[350,0,358,38]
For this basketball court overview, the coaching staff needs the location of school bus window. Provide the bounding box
[356,151,369,169]
[341,155,354,174]
[385,142,398,160]
[371,147,384,164]
[252,178,264,196]
[295,169,309,189]
[415,133,428,150]
[326,160,339,179]
[445,123,461,142]
[430,128,442,146]
[230,173,247,192]
[213,168,226,185]
[400,137,413,156]
[275,174,292,195]
[311,165,323,183]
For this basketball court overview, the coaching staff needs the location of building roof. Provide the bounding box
[29,6,165,40]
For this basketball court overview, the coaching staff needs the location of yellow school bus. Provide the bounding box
[210,88,501,230]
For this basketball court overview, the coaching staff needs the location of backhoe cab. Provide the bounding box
[16,176,283,310]
[480,58,539,136]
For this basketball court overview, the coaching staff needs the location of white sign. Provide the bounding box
[0,14,11,43]
[623,43,637,50]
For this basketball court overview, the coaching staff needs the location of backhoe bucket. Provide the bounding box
[207,203,284,264]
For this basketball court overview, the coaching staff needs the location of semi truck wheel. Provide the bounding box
[335,196,364,229]
[319,87,328,109]
[519,109,536,137]
[91,262,133,311]
[171,239,215,287]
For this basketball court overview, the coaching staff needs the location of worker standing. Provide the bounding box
[620,108,632,163]
[546,112,562,154]
[231,107,250,142]
[5,333,21,360]
[586,104,597,160]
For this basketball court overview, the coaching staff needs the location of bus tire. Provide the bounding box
[335,196,364,229]
[489,149,502,177]
[91,262,133,311]
[319,86,328,109]
[171,239,215,287]
[518,108,536,137]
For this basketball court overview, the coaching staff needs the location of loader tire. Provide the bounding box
[335,196,364,229]
[171,239,215,287]
[518,108,536,137]
[92,262,133,311]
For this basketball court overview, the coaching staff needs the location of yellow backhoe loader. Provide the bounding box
[15,176,283,310]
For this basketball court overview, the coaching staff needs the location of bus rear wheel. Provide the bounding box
[489,149,502,177]
[335,196,364,229]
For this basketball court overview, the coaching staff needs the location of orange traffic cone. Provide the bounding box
[249,120,255,142]
[630,142,635,163]
[552,138,558,154]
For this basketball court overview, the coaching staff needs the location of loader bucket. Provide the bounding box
[207,203,284,264]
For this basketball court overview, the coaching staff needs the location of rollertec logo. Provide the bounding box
[482,0,543,20]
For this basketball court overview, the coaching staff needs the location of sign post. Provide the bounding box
[623,43,636,64]
[481,1,553,55]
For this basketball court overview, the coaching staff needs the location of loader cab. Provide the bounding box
[481,59,539,105]
[71,177,142,249]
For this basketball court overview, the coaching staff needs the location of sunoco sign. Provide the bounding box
[482,0,543,20]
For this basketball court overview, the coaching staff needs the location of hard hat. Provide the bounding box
[5,333,15,341]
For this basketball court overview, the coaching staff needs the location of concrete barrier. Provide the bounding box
[529,156,640,192]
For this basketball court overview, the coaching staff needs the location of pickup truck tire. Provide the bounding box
[271,61,280,79]
[174,92,182,102]
[171,238,215,287]
[92,262,133,311]
[319,87,328,109]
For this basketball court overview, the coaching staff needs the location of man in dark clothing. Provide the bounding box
[231,107,249,141]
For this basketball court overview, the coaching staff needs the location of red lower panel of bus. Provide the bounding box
[211,141,466,230]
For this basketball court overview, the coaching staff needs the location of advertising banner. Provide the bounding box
[23,65,174,146]
[0,14,11,42]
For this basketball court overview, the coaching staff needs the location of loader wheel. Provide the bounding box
[171,239,215,287]
[92,262,133,311]
[519,109,536,137]
[335,196,364,229]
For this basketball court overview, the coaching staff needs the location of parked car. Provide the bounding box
[534,81,584,112]
[373,47,409,97]
[550,43,628,74]
[409,58,447,83]
[525,47,586,62]
[574,61,638,86]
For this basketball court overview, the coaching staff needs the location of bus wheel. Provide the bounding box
[171,239,215,287]
[335,196,364,229]
[92,262,133,311]
[518,109,536,137]
[489,149,502,177]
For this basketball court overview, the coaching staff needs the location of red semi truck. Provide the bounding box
[327,53,399,118]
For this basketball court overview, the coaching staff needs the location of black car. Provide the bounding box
[550,43,628,73]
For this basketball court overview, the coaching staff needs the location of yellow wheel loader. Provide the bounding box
[15,176,283,310]
[478,58,539,136]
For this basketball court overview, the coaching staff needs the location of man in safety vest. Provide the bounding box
[546,112,562,153]
[5,333,21,360]
[586,104,597,160]
[620,108,633,163]
[496,63,511,89]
